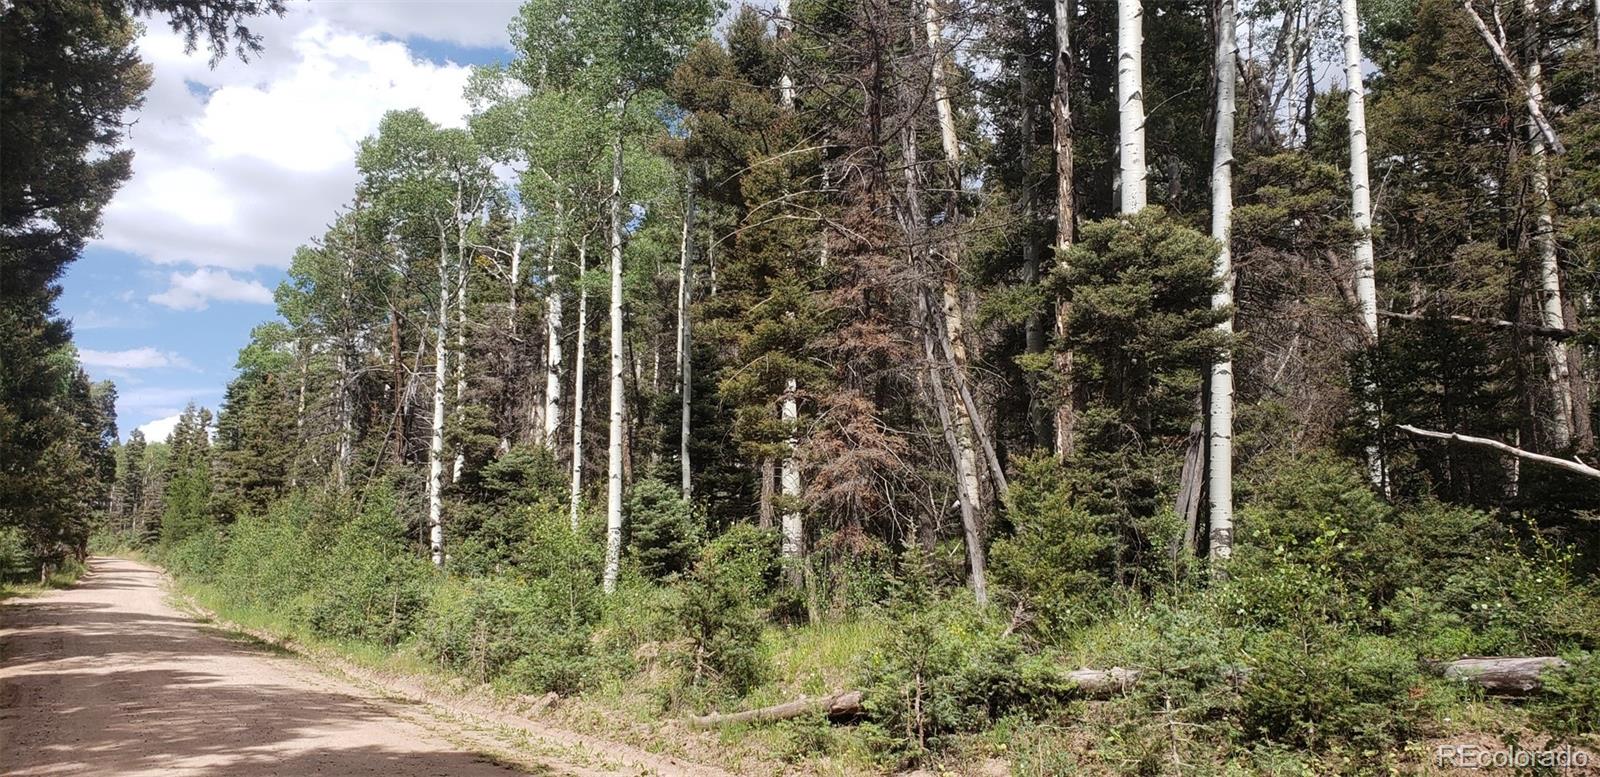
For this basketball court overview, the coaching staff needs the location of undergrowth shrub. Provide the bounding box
[991,455,1115,640]
[212,495,318,614]
[301,489,431,646]
[416,576,541,684]
[1239,623,1430,753]
[627,478,699,581]
[415,511,614,694]
[164,524,228,583]
[860,551,1066,766]
[1533,652,1600,742]
[670,525,776,701]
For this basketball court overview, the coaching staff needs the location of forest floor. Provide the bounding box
[0,557,738,777]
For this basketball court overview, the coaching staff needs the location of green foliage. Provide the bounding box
[670,526,776,699]
[1533,653,1600,740]
[1050,208,1228,582]
[859,551,1066,765]
[302,492,432,646]
[1240,625,1429,753]
[413,504,612,693]
[991,455,1115,638]
[160,404,216,549]
[626,478,698,581]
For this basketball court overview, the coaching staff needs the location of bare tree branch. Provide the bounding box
[1458,0,1567,154]
[1380,309,1578,340]
[1397,424,1599,479]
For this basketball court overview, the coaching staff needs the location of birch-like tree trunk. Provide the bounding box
[677,174,695,500]
[898,110,989,606]
[543,206,565,447]
[1522,0,1575,449]
[502,221,523,452]
[1052,0,1078,459]
[919,289,988,607]
[428,230,450,567]
[776,0,807,578]
[335,243,355,488]
[451,196,469,485]
[569,233,589,532]
[603,125,627,594]
[1117,0,1147,214]
[1207,0,1239,565]
[923,0,999,508]
[1340,0,1386,490]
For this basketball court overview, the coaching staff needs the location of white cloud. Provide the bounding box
[97,17,476,271]
[137,414,182,443]
[309,1,519,49]
[79,347,193,370]
[149,268,275,311]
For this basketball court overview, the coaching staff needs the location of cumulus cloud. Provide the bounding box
[136,414,183,443]
[98,17,476,271]
[148,268,275,311]
[79,347,193,370]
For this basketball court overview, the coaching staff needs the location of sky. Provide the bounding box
[62,1,521,443]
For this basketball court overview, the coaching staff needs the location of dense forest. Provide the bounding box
[4,0,1600,772]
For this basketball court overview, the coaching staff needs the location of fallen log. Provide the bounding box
[686,656,1566,730]
[686,690,865,729]
[1440,656,1570,695]
[1063,667,1143,697]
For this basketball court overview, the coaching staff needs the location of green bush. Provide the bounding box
[415,577,541,683]
[670,527,775,699]
[415,510,612,694]
[212,496,319,615]
[1239,624,1427,752]
[164,524,228,583]
[301,492,432,646]
[991,455,1115,639]
[627,478,699,581]
[860,551,1067,765]
[1533,652,1600,740]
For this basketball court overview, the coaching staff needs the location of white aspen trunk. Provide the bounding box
[502,222,523,453]
[919,291,988,607]
[1341,0,1386,491]
[508,213,523,328]
[923,0,960,165]
[336,346,352,488]
[543,205,565,447]
[569,234,590,532]
[897,112,988,606]
[1523,0,1575,449]
[603,125,627,594]
[677,174,695,501]
[778,0,795,108]
[922,0,992,511]
[1117,0,1147,214]
[452,200,469,485]
[780,378,802,577]
[1207,0,1238,566]
[1053,0,1077,459]
[776,0,807,579]
[428,233,450,567]
[335,245,354,487]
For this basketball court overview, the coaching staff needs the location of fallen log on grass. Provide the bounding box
[1063,667,1143,697]
[685,656,1566,730]
[686,690,865,729]
[1440,656,1570,695]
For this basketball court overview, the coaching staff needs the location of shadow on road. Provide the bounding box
[1,558,545,776]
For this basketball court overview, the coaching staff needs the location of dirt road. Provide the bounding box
[0,558,682,777]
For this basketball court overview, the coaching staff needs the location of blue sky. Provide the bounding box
[65,2,516,441]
